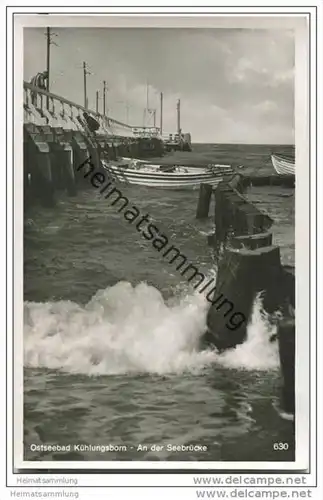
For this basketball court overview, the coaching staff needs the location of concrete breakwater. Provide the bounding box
[197,177,295,416]
[23,82,164,208]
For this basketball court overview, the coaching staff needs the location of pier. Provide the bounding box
[23,82,164,207]
[197,175,295,417]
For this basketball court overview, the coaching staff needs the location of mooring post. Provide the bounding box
[278,317,295,415]
[196,183,213,219]
[206,244,282,350]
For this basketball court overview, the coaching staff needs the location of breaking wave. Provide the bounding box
[24,281,279,376]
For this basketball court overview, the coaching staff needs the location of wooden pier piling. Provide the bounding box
[206,244,282,349]
[24,123,55,207]
[210,174,274,256]
[196,183,213,219]
[53,127,77,196]
[278,317,295,415]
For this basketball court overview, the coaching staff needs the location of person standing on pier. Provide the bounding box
[30,70,48,105]
[83,111,100,134]
[79,111,103,170]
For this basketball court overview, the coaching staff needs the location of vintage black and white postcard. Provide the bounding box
[7,8,317,483]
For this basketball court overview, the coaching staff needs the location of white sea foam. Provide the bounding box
[24,282,279,376]
[218,296,279,371]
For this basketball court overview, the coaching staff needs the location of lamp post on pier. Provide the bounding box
[83,61,91,109]
[46,27,50,109]
[103,80,109,116]
[96,90,99,114]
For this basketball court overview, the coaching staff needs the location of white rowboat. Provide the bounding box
[271,154,295,176]
[101,158,234,189]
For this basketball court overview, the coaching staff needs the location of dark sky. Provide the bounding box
[24,27,294,144]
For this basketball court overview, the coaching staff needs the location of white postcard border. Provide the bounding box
[5,5,318,484]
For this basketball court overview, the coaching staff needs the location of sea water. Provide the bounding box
[23,143,295,462]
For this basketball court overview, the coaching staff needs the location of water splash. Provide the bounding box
[24,282,279,376]
[217,295,279,371]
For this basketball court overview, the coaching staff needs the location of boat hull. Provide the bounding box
[101,161,234,189]
[271,154,295,176]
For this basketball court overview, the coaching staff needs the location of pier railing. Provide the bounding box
[23,81,135,138]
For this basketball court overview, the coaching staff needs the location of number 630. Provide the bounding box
[273,442,289,450]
